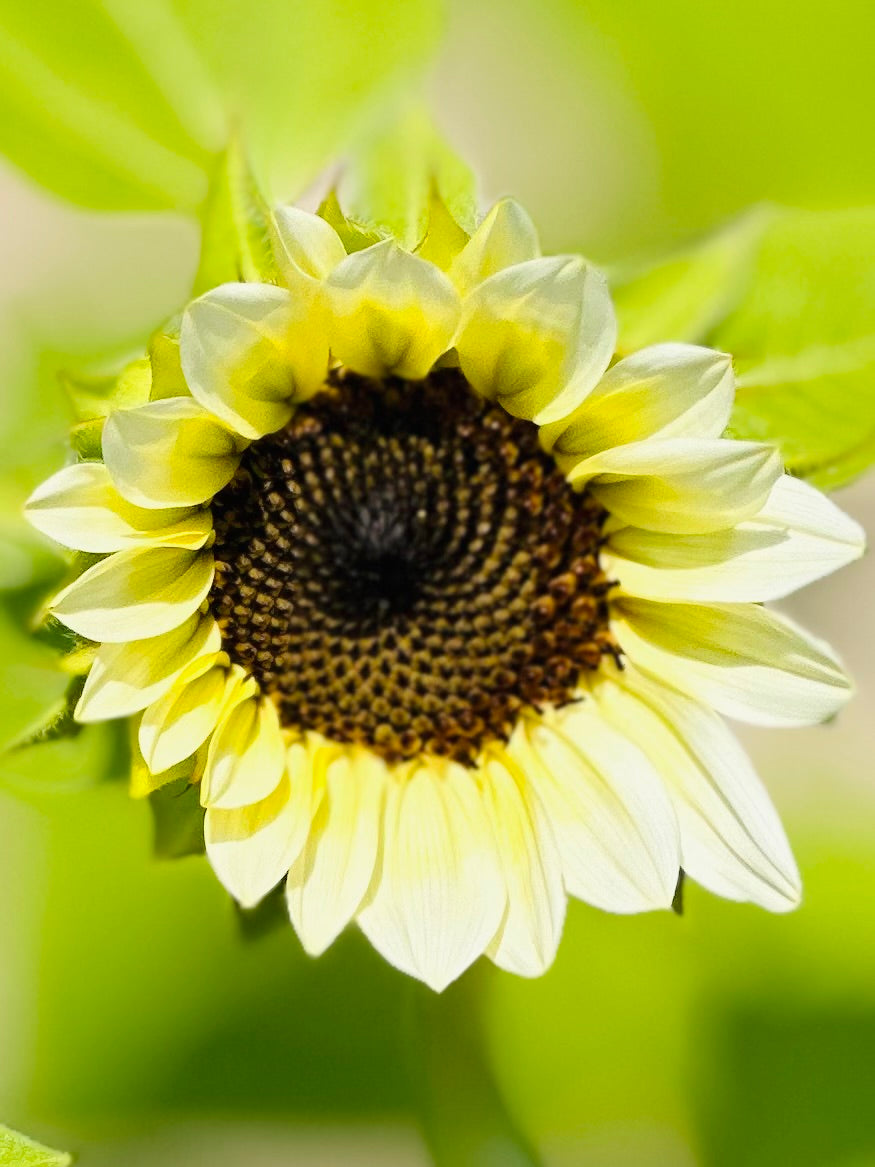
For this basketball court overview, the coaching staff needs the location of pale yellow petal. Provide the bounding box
[206,748,317,909]
[272,205,346,281]
[325,240,461,379]
[482,753,565,977]
[592,668,800,911]
[571,438,782,534]
[449,198,540,296]
[286,748,385,956]
[50,546,214,642]
[607,473,866,602]
[200,693,285,809]
[612,597,853,727]
[75,613,222,722]
[181,282,330,440]
[357,761,505,992]
[455,256,616,425]
[510,708,680,913]
[541,344,734,463]
[139,654,229,774]
[103,397,246,508]
[24,462,212,553]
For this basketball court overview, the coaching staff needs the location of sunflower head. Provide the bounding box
[25,192,864,990]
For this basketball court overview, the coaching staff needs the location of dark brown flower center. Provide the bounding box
[209,368,618,766]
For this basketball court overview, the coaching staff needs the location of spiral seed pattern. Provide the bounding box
[210,369,618,765]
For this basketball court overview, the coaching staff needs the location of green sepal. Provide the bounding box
[335,105,477,251]
[0,1122,73,1166]
[149,776,206,859]
[147,321,188,400]
[193,135,280,295]
[317,188,387,254]
[2,674,86,753]
[60,357,152,423]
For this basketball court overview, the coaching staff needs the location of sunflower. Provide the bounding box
[25,197,864,990]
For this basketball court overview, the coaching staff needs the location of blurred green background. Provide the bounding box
[1,1,874,1163]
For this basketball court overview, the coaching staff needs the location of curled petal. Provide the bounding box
[201,692,286,809]
[206,744,318,909]
[75,613,222,722]
[607,473,865,602]
[455,255,616,425]
[325,240,461,379]
[24,462,212,553]
[50,546,214,642]
[449,198,540,296]
[103,397,247,508]
[139,654,229,773]
[181,282,329,440]
[272,206,346,281]
[542,343,735,462]
[571,438,782,534]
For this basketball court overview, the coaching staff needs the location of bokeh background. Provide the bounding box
[1,1,874,1163]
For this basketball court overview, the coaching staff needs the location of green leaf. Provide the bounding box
[0,0,216,210]
[193,137,280,294]
[337,105,477,250]
[0,1123,73,1166]
[611,209,768,354]
[719,207,875,489]
[149,776,206,858]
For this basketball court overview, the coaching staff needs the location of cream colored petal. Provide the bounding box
[357,761,506,992]
[541,344,734,463]
[200,693,286,809]
[286,748,385,956]
[607,473,865,602]
[181,282,330,441]
[103,397,246,508]
[571,438,782,534]
[24,462,212,553]
[455,256,616,425]
[50,546,213,642]
[510,708,680,913]
[613,597,853,727]
[272,205,346,281]
[449,198,540,296]
[592,669,800,911]
[482,753,566,977]
[139,654,229,773]
[325,240,461,380]
[75,612,222,722]
[206,745,317,909]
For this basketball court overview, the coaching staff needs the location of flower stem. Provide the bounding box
[405,969,543,1167]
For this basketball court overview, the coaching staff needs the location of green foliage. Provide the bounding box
[193,137,280,294]
[336,106,478,250]
[0,1124,72,1167]
[719,207,875,490]
[2,675,85,753]
[0,0,442,212]
[614,205,875,490]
